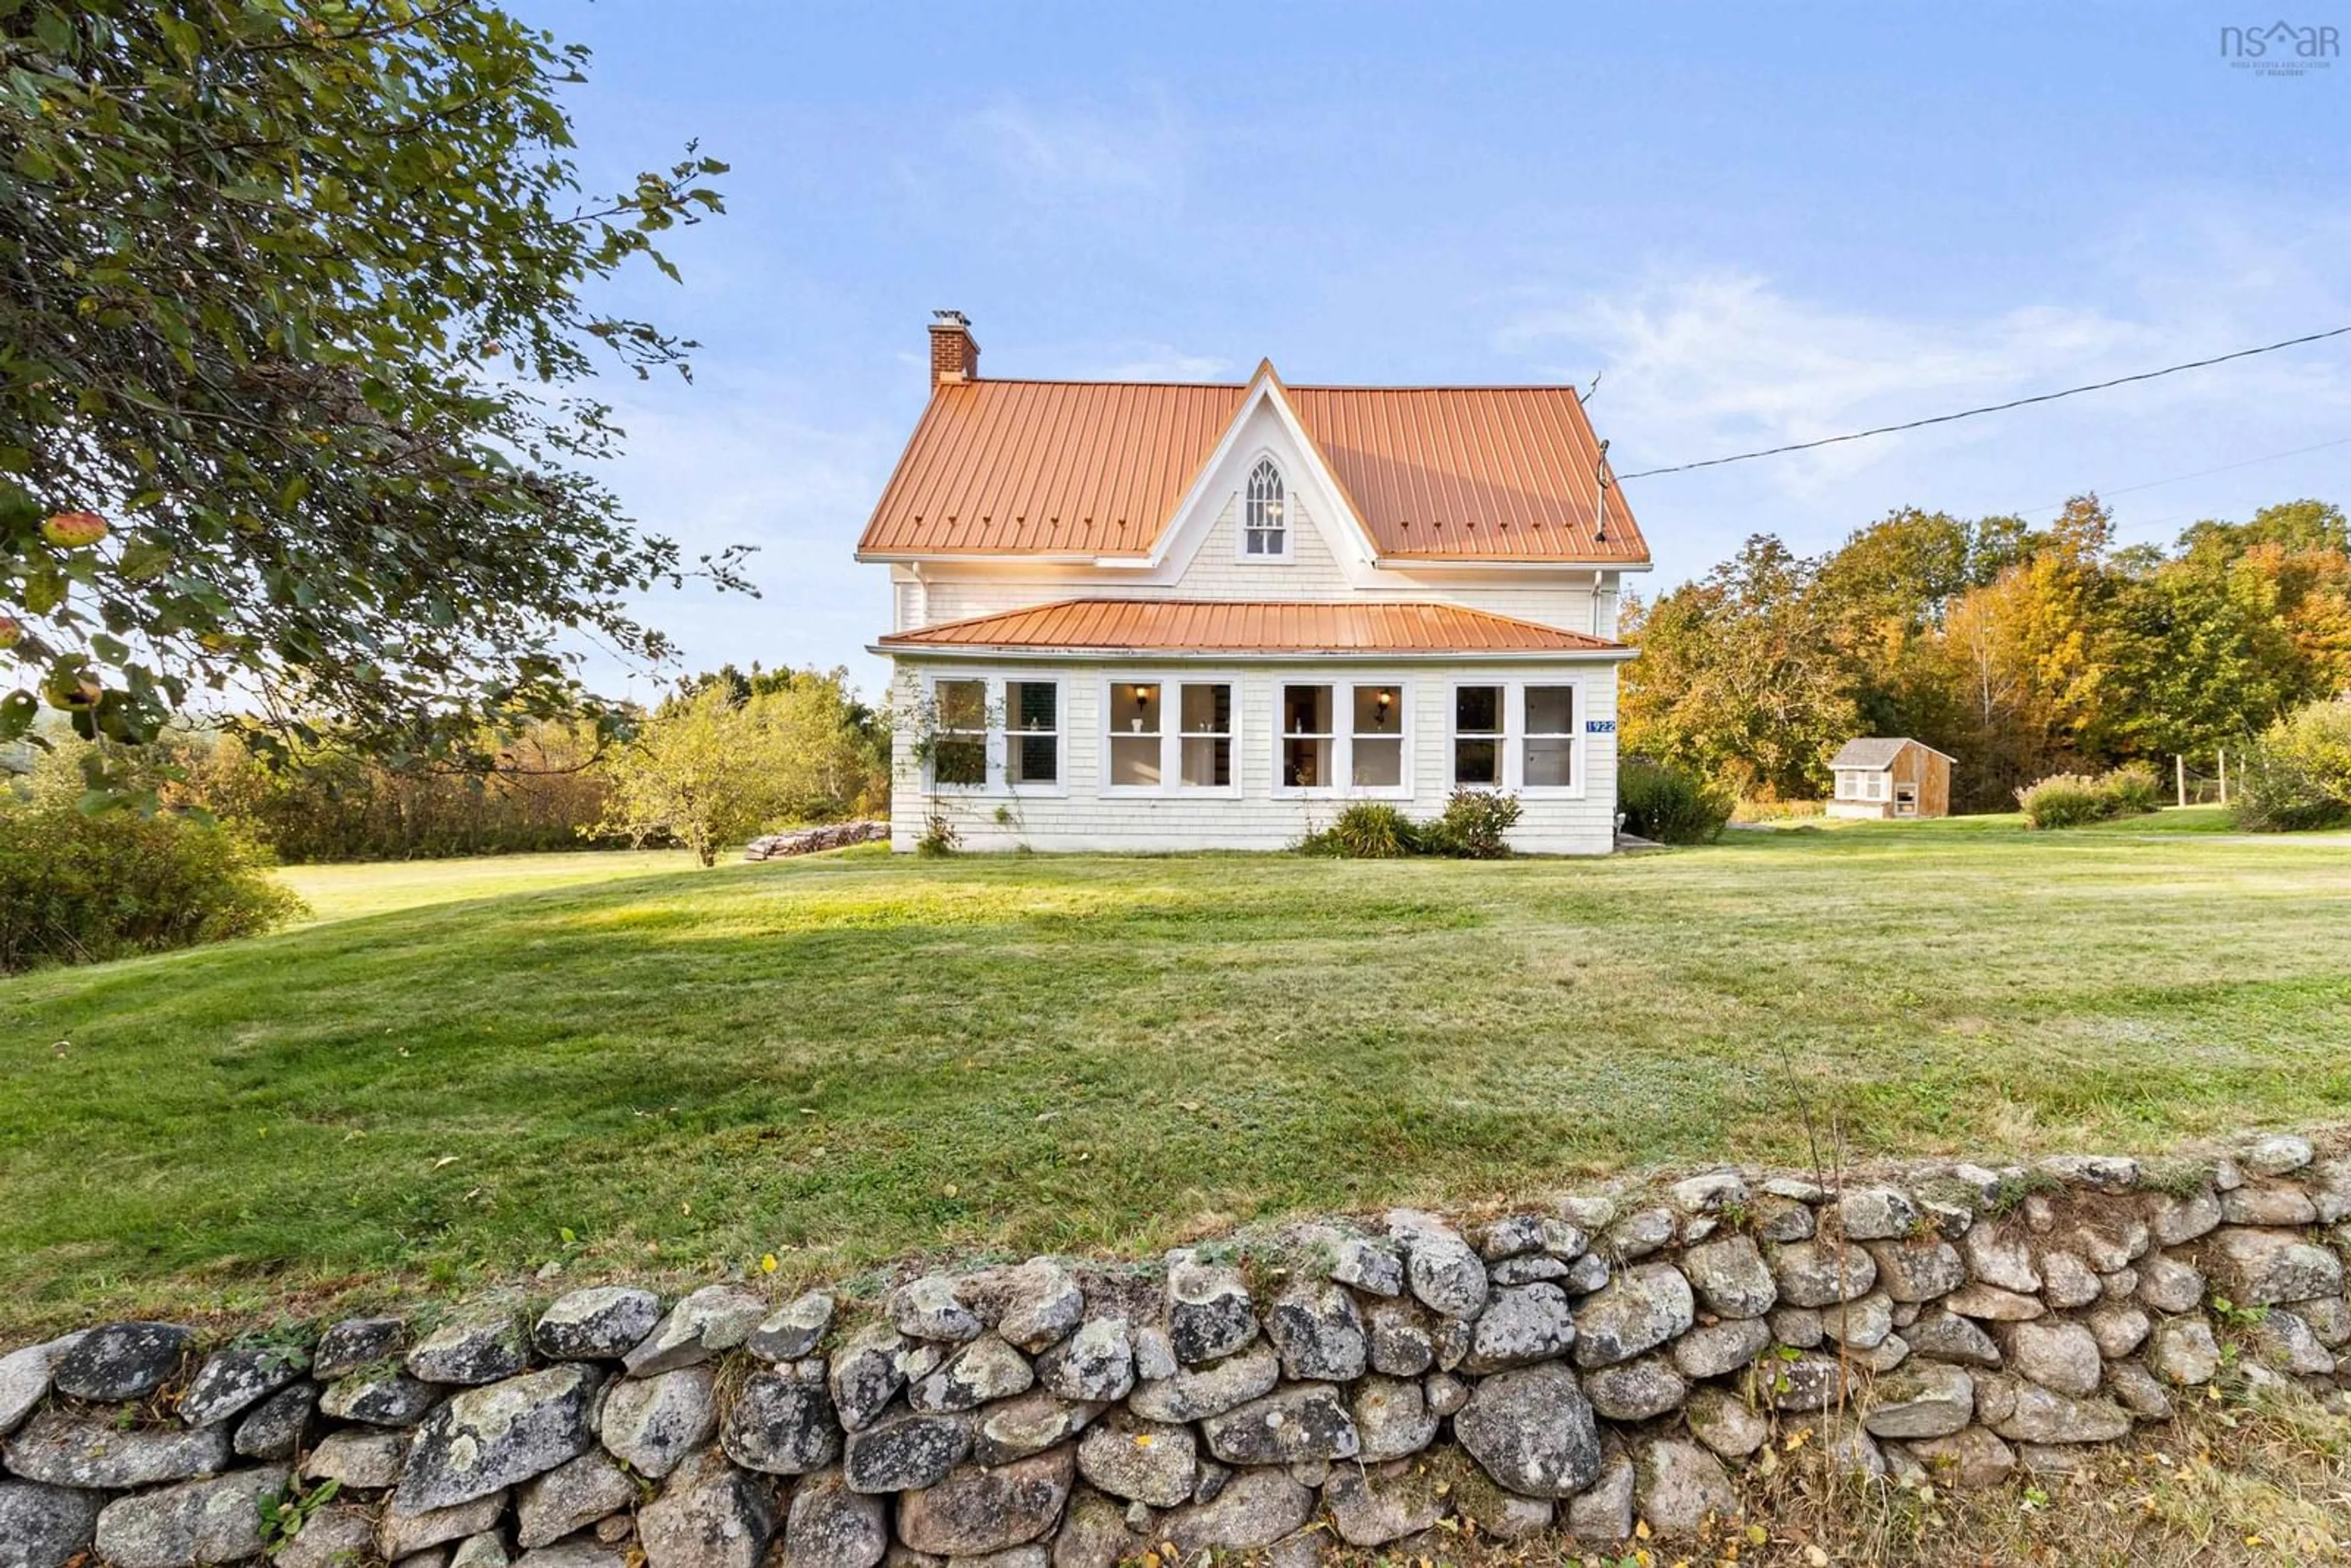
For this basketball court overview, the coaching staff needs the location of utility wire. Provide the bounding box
[1612,324,2351,481]
[2012,433,2351,517]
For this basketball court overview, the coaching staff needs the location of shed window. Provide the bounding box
[1244,459,1288,557]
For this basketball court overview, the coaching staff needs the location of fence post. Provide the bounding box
[2175,754,2186,809]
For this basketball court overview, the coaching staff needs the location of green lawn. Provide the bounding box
[2,819,2347,1333]
[277,848,702,923]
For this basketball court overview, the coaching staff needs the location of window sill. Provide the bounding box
[1100,786,1245,800]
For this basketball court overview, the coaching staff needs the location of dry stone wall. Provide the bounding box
[741,823,888,861]
[4,1138,2349,1567]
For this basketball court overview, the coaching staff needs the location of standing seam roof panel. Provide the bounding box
[858,381,1649,562]
[876,598,1627,653]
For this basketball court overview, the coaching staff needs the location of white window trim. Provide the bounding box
[1445,676,1591,800]
[1344,679,1414,800]
[1097,673,1245,798]
[1271,678,1341,798]
[1235,451,1295,565]
[921,672,1068,798]
[1271,677,1417,800]
[924,673,992,795]
[1521,681,1580,794]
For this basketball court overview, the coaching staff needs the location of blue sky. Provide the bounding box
[542,2,2351,700]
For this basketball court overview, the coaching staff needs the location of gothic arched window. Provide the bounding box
[1243,458,1287,557]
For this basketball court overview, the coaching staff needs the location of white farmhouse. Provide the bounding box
[860,313,1652,853]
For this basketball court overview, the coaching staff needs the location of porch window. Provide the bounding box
[1179,682,1234,789]
[1448,679,1586,792]
[1524,685,1575,787]
[1453,685,1503,786]
[932,678,988,787]
[1281,683,1334,789]
[1866,772,1885,801]
[1005,680,1059,786]
[1244,459,1288,557]
[1108,681,1162,787]
[1351,683,1404,788]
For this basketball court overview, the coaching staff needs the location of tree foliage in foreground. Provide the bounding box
[0,0,740,797]
[1624,497,2351,809]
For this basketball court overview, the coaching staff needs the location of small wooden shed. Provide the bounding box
[1826,737,1952,820]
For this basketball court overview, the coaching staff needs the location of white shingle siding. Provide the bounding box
[889,658,1621,855]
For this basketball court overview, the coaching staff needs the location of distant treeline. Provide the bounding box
[1624,497,2351,812]
[5,663,890,864]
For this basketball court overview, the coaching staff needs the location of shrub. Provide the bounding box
[915,811,959,857]
[1295,791,1521,858]
[1311,802,1417,858]
[2236,699,2351,833]
[1618,760,1733,844]
[0,806,303,972]
[2015,764,2164,829]
[1428,787,1523,859]
[2103,760,2164,816]
[2016,774,2111,829]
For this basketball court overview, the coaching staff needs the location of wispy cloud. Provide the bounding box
[1498,253,2351,503]
[1090,343,1235,381]
[1499,272,2156,492]
[1492,209,2351,578]
[959,92,1187,198]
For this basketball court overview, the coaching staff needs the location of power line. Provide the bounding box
[2013,433,2351,517]
[1611,323,2351,481]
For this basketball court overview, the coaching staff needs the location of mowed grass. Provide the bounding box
[277,848,702,923]
[2,815,2347,1332]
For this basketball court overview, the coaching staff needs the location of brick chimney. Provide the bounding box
[928,310,980,387]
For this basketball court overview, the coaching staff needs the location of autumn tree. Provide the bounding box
[1621,535,1858,798]
[0,2,738,796]
[1629,490,2351,814]
[1813,506,2028,750]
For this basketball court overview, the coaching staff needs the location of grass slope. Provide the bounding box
[277,847,701,924]
[2,817,2347,1330]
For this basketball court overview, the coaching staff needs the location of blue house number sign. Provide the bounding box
[1586,719,1616,734]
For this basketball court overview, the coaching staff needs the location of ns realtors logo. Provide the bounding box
[2220,19,2339,74]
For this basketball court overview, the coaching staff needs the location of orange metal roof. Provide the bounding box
[857,376,1648,565]
[877,599,1628,655]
